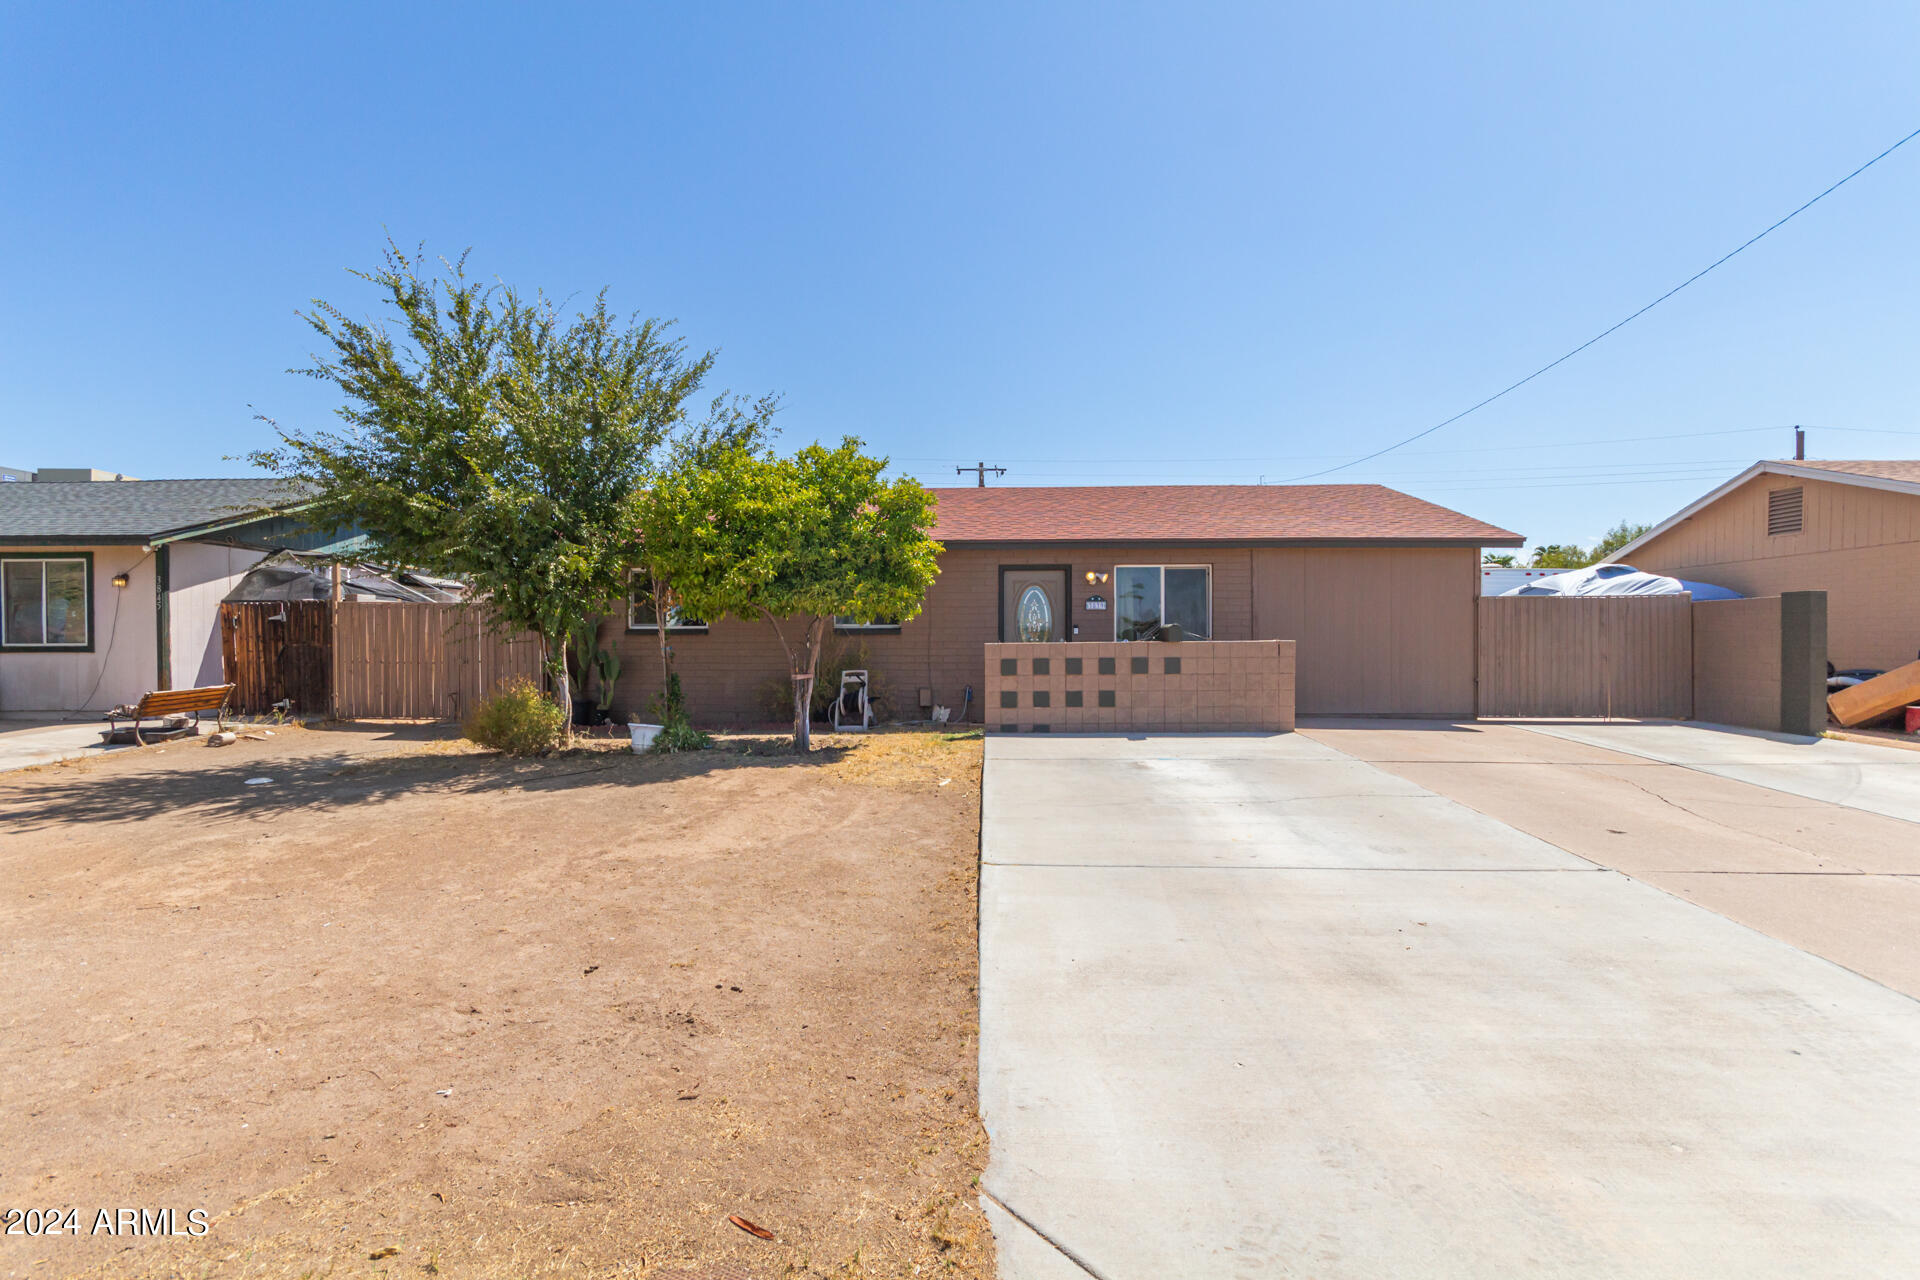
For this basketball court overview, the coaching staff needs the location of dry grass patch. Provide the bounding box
[0,723,992,1279]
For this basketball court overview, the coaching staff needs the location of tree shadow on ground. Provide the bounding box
[0,739,849,832]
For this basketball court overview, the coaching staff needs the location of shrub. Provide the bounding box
[648,672,712,753]
[463,677,567,756]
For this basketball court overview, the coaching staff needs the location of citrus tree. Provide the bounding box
[642,439,941,750]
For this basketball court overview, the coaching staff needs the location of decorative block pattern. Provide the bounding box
[984,641,1296,734]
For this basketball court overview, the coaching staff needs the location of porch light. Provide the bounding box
[1084,570,1108,585]
[111,572,130,588]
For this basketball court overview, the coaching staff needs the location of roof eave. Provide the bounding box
[148,498,319,546]
[937,534,1525,549]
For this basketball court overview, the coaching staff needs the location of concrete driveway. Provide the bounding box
[0,719,123,773]
[978,725,1920,1279]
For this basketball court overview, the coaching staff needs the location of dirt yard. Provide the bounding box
[0,722,993,1279]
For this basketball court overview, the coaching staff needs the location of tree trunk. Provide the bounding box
[790,615,826,753]
[792,671,812,752]
[653,575,673,688]
[550,632,573,744]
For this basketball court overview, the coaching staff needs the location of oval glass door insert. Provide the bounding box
[1016,584,1053,642]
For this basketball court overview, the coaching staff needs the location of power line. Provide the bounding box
[1281,124,1920,483]
[919,459,1752,482]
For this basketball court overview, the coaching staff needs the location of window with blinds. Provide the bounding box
[1767,487,1803,536]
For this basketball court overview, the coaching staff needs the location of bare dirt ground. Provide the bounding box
[0,722,992,1279]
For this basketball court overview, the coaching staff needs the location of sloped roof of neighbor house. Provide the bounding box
[926,484,1523,545]
[1781,459,1920,487]
[0,478,310,543]
[1605,460,1920,563]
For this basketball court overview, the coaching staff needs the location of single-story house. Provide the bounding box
[0,473,331,715]
[1606,460,1920,672]
[606,483,1523,723]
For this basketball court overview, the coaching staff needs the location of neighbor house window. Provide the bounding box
[1113,565,1211,641]
[1,554,91,650]
[627,571,707,632]
[834,616,901,634]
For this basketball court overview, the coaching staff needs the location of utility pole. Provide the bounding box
[956,461,1006,487]
[1794,425,1805,460]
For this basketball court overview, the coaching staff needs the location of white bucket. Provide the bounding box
[628,722,663,752]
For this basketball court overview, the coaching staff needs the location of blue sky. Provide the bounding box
[3,2,1916,552]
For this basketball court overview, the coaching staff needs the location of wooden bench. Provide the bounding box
[103,684,235,745]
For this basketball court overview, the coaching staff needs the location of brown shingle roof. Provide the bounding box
[1776,459,1920,486]
[926,484,1522,545]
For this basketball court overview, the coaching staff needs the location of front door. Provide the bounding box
[1001,567,1067,643]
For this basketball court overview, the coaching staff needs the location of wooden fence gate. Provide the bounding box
[220,601,334,715]
[1477,596,1693,719]
[331,601,544,719]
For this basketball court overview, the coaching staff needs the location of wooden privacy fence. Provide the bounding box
[221,601,334,715]
[1477,595,1693,719]
[332,601,544,720]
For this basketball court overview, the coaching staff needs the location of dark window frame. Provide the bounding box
[0,551,94,653]
[626,569,708,633]
[833,616,902,635]
[1112,563,1212,641]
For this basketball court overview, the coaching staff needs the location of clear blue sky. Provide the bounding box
[4,2,1916,552]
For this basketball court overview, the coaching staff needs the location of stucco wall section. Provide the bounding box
[607,543,1474,725]
[985,640,1295,733]
[1250,546,1476,715]
[0,545,156,715]
[169,542,268,688]
[1631,474,1920,670]
[1692,597,1783,732]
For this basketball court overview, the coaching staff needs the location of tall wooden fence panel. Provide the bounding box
[332,602,544,720]
[1477,596,1693,719]
[221,601,333,715]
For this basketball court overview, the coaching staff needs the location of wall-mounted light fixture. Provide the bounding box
[1083,570,1109,586]
[111,572,130,588]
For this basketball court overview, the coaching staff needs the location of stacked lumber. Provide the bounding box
[1827,659,1920,728]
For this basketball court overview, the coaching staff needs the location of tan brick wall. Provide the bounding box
[984,640,1296,733]
[606,542,1470,725]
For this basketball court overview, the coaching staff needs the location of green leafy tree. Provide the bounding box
[1528,543,1591,569]
[1525,519,1654,570]
[642,438,941,750]
[251,244,774,736]
[1590,520,1652,563]
[1481,553,1517,567]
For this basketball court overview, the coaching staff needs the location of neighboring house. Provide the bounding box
[0,472,335,715]
[1607,459,1920,671]
[611,483,1522,723]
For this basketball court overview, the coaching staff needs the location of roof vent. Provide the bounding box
[1767,487,1803,536]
